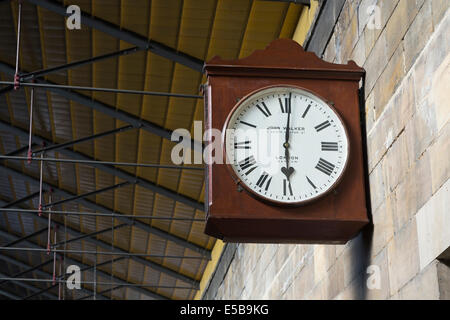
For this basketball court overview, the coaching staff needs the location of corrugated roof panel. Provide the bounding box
[0,0,297,299]
[239,1,289,58]
[0,3,16,65]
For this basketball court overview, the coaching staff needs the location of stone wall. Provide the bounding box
[206,0,450,300]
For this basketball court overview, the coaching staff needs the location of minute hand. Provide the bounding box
[282,93,294,180]
[285,110,291,170]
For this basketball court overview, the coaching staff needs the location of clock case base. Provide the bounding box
[203,39,369,244]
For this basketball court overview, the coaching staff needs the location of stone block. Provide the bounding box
[350,30,366,67]
[387,218,420,295]
[325,259,345,299]
[334,273,365,300]
[313,245,336,283]
[385,0,423,59]
[382,129,410,193]
[429,52,450,134]
[416,178,450,270]
[366,248,391,299]
[373,43,405,120]
[403,0,433,73]
[409,97,438,162]
[341,13,359,62]
[367,73,415,172]
[365,90,375,133]
[293,256,315,299]
[393,170,416,233]
[323,32,336,62]
[357,0,378,36]
[368,161,387,212]
[341,233,370,287]
[274,244,291,272]
[431,0,450,28]
[364,30,388,94]
[371,194,395,257]
[363,0,399,57]
[437,261,450,299]
[413,11,449,104]
[398,261,440,299]
[429,122,450,193]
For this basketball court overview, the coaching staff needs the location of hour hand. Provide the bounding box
[281,139,294,180]
[281,166,295,180]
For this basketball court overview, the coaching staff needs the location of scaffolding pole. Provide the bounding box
[0,247,206,259]
[0,207,204,221]
[0,155,204,170]
[0,81,203,99]
[0,277,195,289]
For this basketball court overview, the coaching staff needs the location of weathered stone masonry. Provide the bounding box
[204,0,450,300]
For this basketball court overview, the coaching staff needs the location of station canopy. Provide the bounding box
[0,0,303,300]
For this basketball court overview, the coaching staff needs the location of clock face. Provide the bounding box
[223,85,350,205]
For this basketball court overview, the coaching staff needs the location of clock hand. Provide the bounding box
[282,93,294,181]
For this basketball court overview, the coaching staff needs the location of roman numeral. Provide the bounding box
[240,121,256,128]
[256,102,271,117]
[301,104,311,118]
[256,172,272,191]
[315,120,331,132]
[315,158,335,176]
[239,156,257,175]
[265,177,272,191]
[279,94,291,113]
[321,142,338,151]
[234,141,251,149]
[306,176,317,189]
[283,179,293,196]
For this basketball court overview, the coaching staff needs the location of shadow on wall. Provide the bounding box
[346,223,374,300]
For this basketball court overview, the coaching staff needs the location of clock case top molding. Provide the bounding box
[203,39,369,244]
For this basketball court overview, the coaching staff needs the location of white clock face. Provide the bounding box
[224,86,349,205]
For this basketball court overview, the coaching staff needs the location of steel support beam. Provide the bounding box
[0,148,208,259]
[0,193,201,289]
[0,246,204,259]
[0,207,203,221]
[0,84,13,96]
[20,47,141,81]
[0,120,207,254]
[42,181,131,209]
[1,190,40,208]
[0,155,203,171]
[32,125,134,155]
[0,229,164,300]
[0,81,203,99]
[0,271,56,300]
[25,0,204,72]
[5,143,37,156]
[0,61,203,151]
[0,253,98,299]
[0,118,204,212]
[78,285,123,300]
[52,223,129,248]
[0,288,20,300]
[0,259,53,286]
[3,227,47,247]
[23,257,124,300]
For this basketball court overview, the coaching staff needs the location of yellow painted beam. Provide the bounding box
[292,0,319,45]
[194,239,225,300]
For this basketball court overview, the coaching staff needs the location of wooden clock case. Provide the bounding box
[203,39,369,244]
